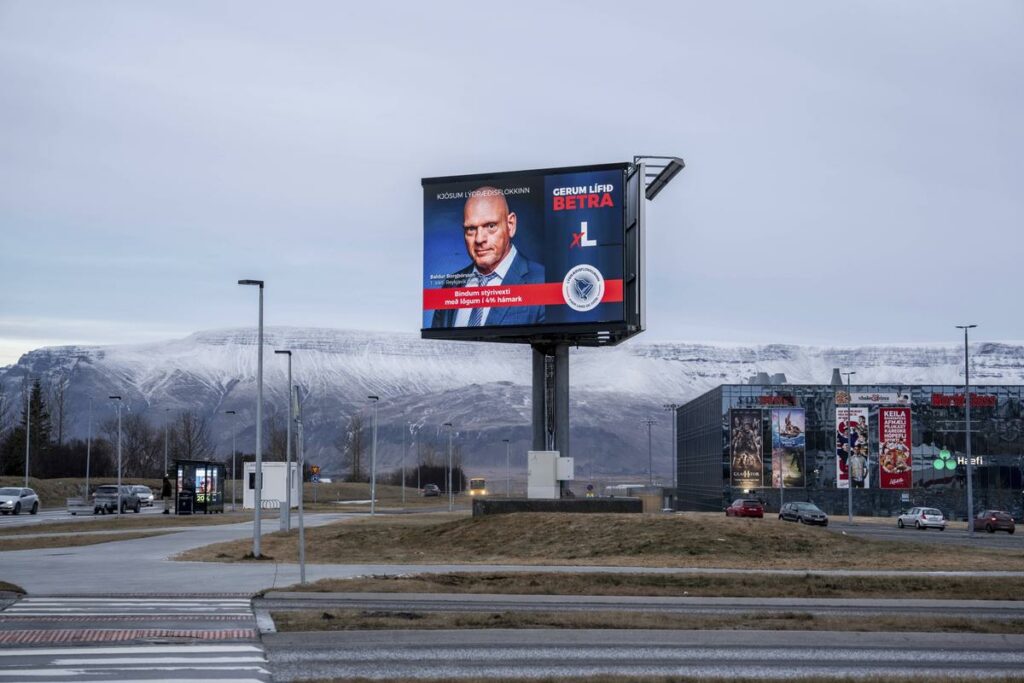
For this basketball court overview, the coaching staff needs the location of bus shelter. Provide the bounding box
[173,459,226,514]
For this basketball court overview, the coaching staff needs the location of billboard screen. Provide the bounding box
[771,408,806,488]
[836,406,870,489]
[421,163,641,344]
[879,407,912,489]
[730,409,763,488]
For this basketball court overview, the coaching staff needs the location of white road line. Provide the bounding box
[0,644,264,656]
[53,656,266,665]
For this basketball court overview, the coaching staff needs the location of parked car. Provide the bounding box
[975,510,1015,534]
[0,487,39,515]
[421,484,441,497]
[726,499,764,518]
[93,485,141,514]
[897,506,946,530]
[779,501,829,526]
[132,485,155,507]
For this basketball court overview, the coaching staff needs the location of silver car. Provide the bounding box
[897,506,946,530]
[0,487,40,515]
[132,485,155,507]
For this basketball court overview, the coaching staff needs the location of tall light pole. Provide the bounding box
[957,324,978,533]
[294,385,306,584]
[23,379,32,487]
[641,417,657,486]
[443,422,454,512]
[368,395,379,515]
[402,422,409,505]
[842,371,856,523]
[275,350,293,530]
[85,398,92,498]
[163,407,171,476]
[503,438,511,497]
[663,403,679,494]
[238,278,265,558]
[109,396,123,516]
[225,410,237,511]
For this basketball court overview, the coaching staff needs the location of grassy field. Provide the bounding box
[272,608,1024,635]
[0,581,25,594]
[278,571,1024,601]
[179,511,1024,570]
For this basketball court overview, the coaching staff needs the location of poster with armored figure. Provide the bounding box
[730,409,763,488]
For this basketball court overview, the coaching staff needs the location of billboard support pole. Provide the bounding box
[531,342,571,497]
[531,347,546,451]
[555,344,570,497]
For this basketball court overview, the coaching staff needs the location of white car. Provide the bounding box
[131,485,155,507]
[897,506,946,530]
[0,487,40,515]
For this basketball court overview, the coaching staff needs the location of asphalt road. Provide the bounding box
[0,504,168,529]
[264,629,1024,681]
[829,520,1022,550]
[258,591,1024,619]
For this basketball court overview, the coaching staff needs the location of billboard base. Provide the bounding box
[532,342,572,496]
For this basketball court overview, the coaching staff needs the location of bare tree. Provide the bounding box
[0,382,11,436]
[343,412,365,482]
[102,413,161,478]
[266,413,287,462]
[47,373,70,447]
[172,410,213,461]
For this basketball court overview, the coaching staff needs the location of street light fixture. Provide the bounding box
[238,278,265,558]
[443,422,454,512]
[368,396,379,515]
[275,350,294,530]
[109,396,123,516]
[502,438,511,498]
[956,324,978,533]
[841,371,856,523]
[225,410,238,511]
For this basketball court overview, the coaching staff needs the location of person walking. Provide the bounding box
[162,474,173,514]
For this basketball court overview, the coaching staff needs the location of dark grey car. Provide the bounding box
[779,501,828,526]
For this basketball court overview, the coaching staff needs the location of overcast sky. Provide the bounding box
[1,1,1022,366]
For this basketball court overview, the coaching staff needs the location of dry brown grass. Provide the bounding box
[0,511,252,536]
[178,511,1024,571]
[0,581,25,594]
[0,531,172,551]
[271,608,1024,635]
[280,571,1024,601]
[298,677,1024,683]
[300,481,463,512]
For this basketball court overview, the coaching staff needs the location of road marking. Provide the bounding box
[0,628,258,645]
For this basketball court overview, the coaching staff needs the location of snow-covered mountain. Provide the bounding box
[2,328,1023,478]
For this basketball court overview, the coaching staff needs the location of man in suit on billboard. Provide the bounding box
[431,187,545,328]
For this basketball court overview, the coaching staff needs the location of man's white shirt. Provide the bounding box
[453,245,517,327]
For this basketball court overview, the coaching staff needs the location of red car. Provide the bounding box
[975,510,1015,534]
[726,499,764,518]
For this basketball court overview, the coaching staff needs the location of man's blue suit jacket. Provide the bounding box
[430,252,546,329]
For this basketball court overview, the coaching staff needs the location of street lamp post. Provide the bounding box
[402,423,409,505]
[275,350,293,530]
[109,396,123,516]
[23,380,32,487]
[225,410,237,511]
[238,278,265,558]
[503,438,511,497]
[663,403,679,494]
[368,396,379,515]
[641,417,657,486]
[294,385,306,584]
[957,324,978,533]
[443,423,454,512]
[164,407,171,476]
[85,399,92,498]
[842,371,856,523]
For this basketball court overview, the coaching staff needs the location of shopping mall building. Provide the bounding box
[675,381,1024,519]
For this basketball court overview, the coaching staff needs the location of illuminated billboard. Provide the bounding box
[421,163,643,345]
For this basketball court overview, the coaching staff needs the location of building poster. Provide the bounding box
[879,407,913,489]
[771,408,806,488]
[730,409,763,488]
[836,406,870,489]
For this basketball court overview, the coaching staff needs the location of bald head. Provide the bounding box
[463,186,517,275]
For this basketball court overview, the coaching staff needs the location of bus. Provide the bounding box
[469,478,487,497]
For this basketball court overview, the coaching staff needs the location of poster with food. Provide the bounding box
[730,409,763,488]
[836,406,870,489]
[879,407,912,489]
[771,408,806,488]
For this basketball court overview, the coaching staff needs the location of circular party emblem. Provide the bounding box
[562,264,605,312]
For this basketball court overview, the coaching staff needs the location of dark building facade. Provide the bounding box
[676,384,1024,519]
